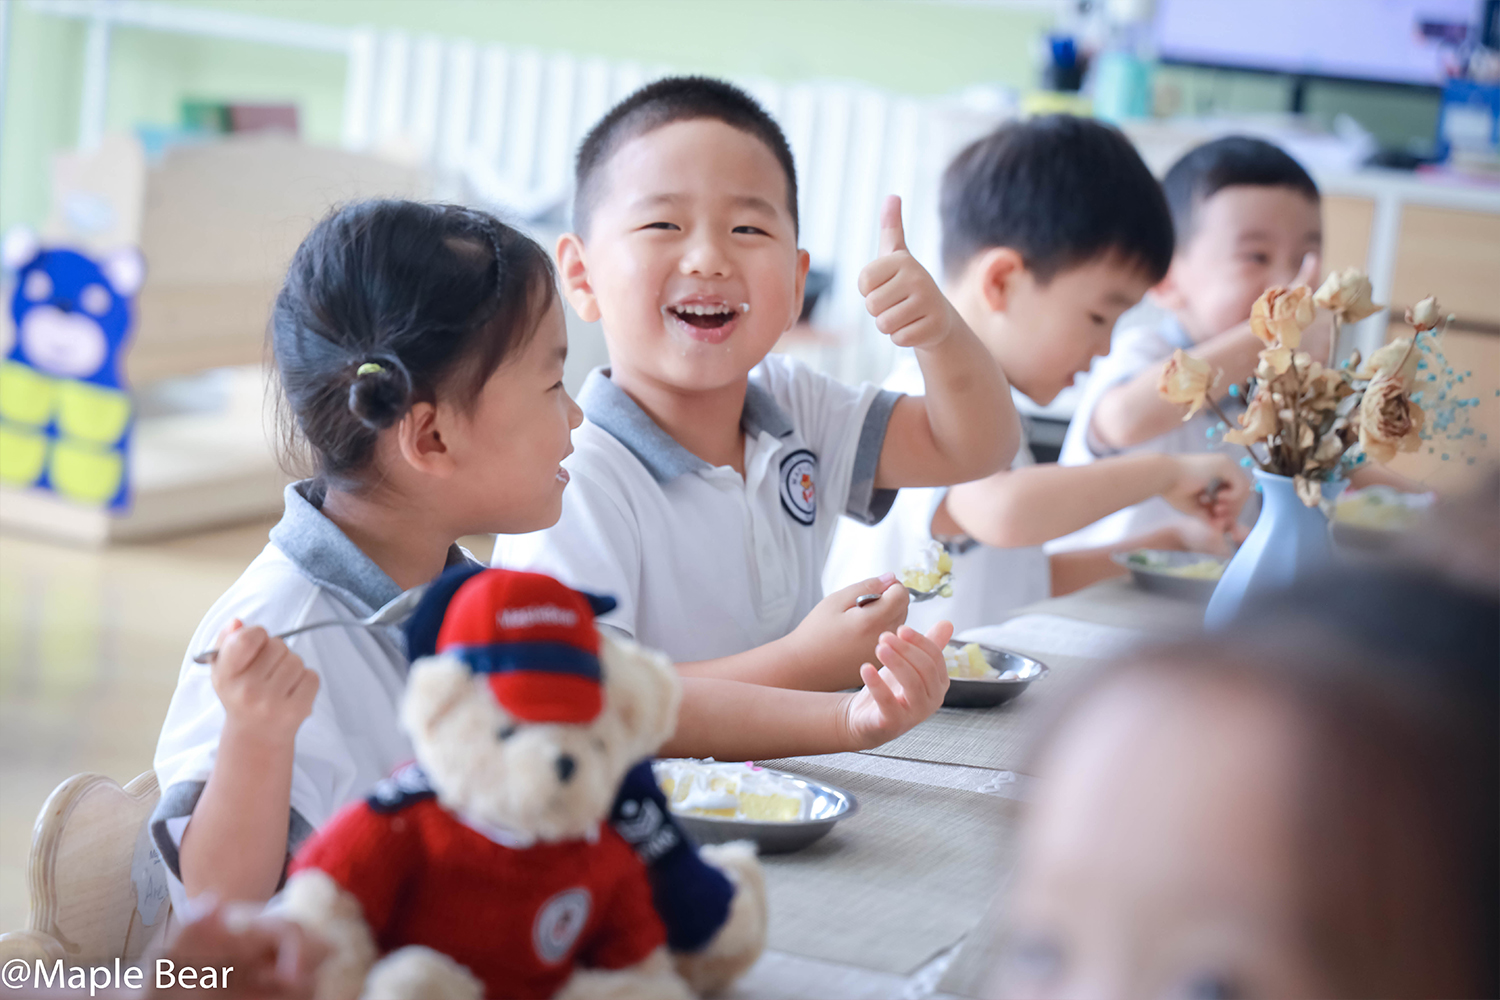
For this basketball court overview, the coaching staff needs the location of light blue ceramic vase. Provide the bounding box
[1204,470,1348,630]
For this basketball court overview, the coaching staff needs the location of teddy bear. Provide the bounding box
[278,566,766,1000]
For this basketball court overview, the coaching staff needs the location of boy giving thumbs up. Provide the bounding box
[497,76,1017,761]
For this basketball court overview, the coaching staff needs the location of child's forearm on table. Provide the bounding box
[1046,523,1191,596]
[1093,329,1262,450]
[1047,549,1128,597]
[178,720,297,904]
[675,636,862,691]
[945,454,1178,548]
[661,677,859,761]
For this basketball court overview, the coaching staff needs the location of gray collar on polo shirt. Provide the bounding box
[269,480,472,621]
[578,366,795,484]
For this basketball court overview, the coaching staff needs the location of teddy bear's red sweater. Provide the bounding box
[290,779,666,999]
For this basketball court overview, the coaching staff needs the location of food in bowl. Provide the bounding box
[653,759,814,822]
[944,641,999,679]
[1126,550,1225,580]
[1335,486,1431,532]
[900,542,954,597]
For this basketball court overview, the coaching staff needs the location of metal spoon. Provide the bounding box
[856,584,943,608]
[192,584,429,664]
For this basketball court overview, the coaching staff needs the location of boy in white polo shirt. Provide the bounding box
[1055,136,1326,549]
[496,77,1017,738]
[825,117,1250,635]
[1057,135,1415,549]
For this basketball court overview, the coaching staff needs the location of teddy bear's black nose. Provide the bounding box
[555,754,576,783]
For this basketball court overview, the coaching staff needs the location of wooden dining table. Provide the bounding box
[721,577,1206,1000]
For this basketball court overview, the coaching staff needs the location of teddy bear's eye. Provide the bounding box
[496,725,518,741]
[23,270,52,302]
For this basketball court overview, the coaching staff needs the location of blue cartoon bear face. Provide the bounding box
[8,245,143,384]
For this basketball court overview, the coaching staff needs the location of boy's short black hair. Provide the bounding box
[939,115,1173,284]
[1162,136,1320,247]
[572,76,798,236]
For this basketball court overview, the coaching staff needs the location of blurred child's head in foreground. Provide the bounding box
[1155,136,1322,343]
[558,76,808,395]
[938,115,1173,405]
[272,200,579,534]
[994,555,1498,999]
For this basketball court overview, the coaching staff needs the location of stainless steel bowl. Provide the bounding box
[943,641,1050,708]
[1113,549,1227,602]
[660,767,859,854]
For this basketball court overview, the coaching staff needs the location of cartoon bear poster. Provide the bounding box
[2,229,145,511]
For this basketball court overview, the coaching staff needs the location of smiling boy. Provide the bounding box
[496,77,1016,719]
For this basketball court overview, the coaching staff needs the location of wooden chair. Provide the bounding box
[0,771,176,964]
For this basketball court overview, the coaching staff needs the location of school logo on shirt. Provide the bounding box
[533,887,591,965]
[779,449,818,526]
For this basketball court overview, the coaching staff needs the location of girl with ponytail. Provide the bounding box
[151,201,578,906]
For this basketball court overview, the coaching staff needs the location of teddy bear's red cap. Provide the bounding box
[435,569,603,724]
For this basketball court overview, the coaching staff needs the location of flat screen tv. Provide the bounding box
[1152,0,1480,87]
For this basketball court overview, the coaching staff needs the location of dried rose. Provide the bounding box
[1406,295,1441,332]
[1302,363,1353,412]
[1310,432,1346,466]
[1357,373,1426,465]
[1158,349,1218,420]
[1354,338,1419,387]
[1294,474,1324,508]
[1313,268,1382,322]
[1261,344,1294,375]
[1224,392,1278,445]
[1250,286,1314,348]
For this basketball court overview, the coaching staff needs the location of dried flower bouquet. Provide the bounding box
[1158,271,1448,508]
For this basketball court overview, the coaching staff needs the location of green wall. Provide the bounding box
[0,0,1443,237]
[0,0,1055,234]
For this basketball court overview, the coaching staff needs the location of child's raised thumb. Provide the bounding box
[877,194,907,256]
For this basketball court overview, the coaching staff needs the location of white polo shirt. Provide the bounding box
[151,481,471,910]
[1051,306,1248,551]
[492,354,901,663]
[823,355,1051,635]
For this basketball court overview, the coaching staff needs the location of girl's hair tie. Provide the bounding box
[347,355,411,430]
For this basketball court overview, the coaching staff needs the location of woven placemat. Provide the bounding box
[1022,576,1206,634]
[859,651,1099,773]
[938,869,1017,997]
[749,757,1022,976]
[858,580,1198,773]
